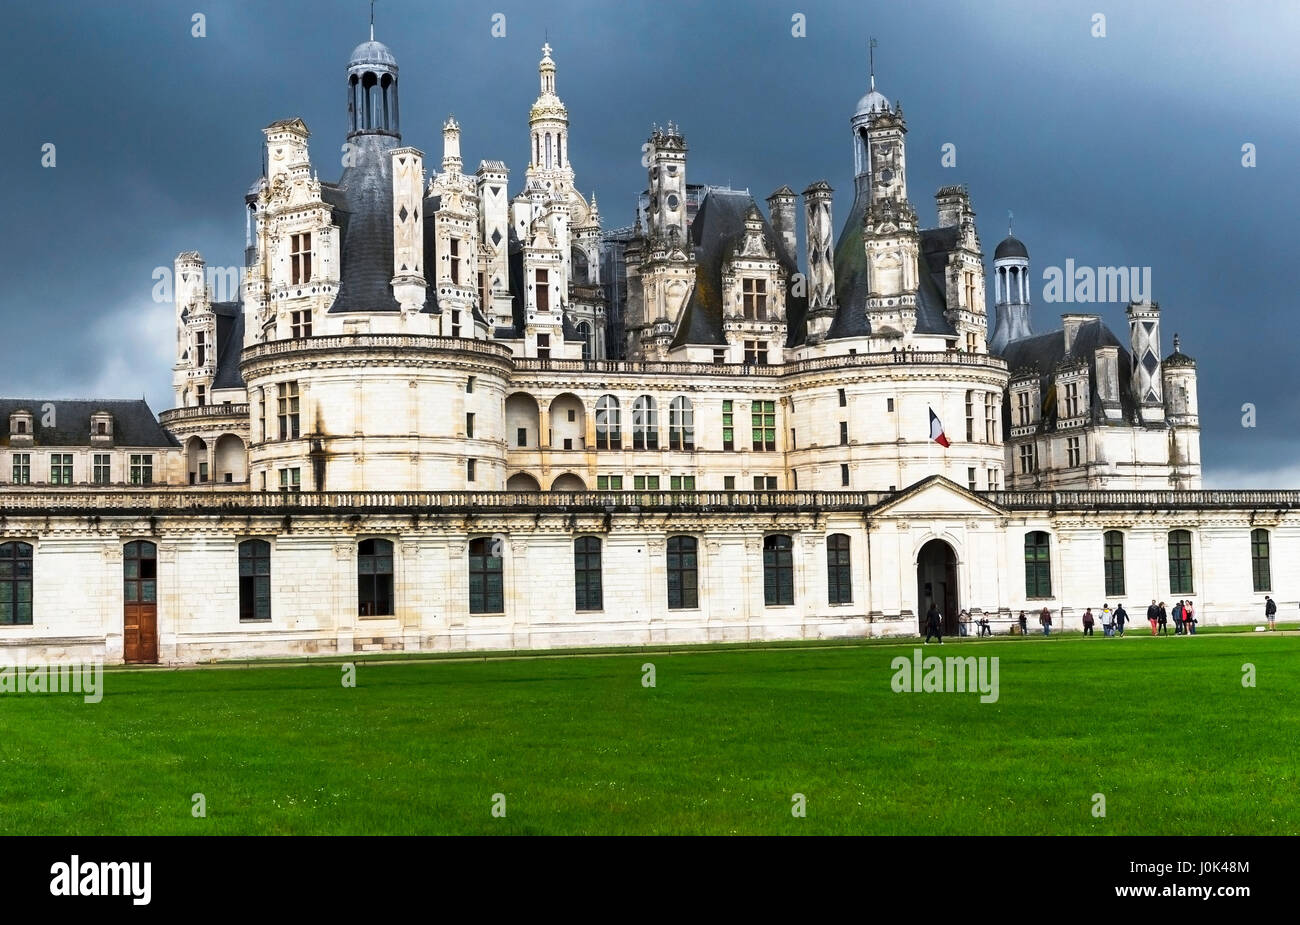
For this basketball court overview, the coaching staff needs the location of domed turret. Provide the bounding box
[989,222,1033,354]
[347,33,399,138]
[994,235,1028,260]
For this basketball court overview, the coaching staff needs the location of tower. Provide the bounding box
[1126,300,1164,424]
[172,251,214,408]
[989,224,1033,353]
[526,44,574,199]
[1162,334,1201,488]
[861,103,919,338]
[646,124,688,244]
[802,180,837,342]
[390,145,426,312]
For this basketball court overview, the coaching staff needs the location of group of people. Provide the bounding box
[1141,599,1198,635]
[1080,603,1133,636]
[956,609,993,637]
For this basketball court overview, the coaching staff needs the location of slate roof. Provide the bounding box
[997,318,1138,438]
[0,399,179,448]
[994,235,1028,259]
[328,133,402,313]
[669,188,808,350]
[829,194,959,340]
[211,301,246,390]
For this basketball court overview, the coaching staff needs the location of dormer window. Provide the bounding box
[9,411,33,442]
[743,278,767,321]
[535,268,549,312]
[90,411,114,443]
[15,420,27,434]
[196,330,206,367]
[291,232,312,285]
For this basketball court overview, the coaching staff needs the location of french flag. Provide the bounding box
[929,407,950,447]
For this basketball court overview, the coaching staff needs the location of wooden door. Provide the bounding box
[123,541,158,663]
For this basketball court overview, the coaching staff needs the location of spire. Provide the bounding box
[869,37,877,91]
[1008,209,1013,236]
[370,0,374,41]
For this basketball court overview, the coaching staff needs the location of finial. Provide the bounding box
[370,0,375,41]
[1173,333,1181,353]
[1008,209,1014,236]
[542,41,552,58]
[869,37,878,90]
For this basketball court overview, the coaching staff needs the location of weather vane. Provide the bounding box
[1008,210,1014,236]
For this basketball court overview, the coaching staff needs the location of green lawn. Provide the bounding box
[2,632,1297,834]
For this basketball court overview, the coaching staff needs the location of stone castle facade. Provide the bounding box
[1,34,1288,665]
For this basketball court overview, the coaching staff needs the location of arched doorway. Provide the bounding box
[550,472,586,491]
[506,472,541,491]
[185,436,209,484]
[917,539,959,636]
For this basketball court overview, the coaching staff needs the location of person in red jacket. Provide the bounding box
[1082,608,1095,636]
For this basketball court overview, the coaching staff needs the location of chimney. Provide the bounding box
[766,186,798,260]
[1061,313,1097,355]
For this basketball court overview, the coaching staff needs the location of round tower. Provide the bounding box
[989,232,1033,354]
[347,35,399,138]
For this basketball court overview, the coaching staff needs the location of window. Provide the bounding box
[1104,531,1125,597]
[449,238,461,285]
[238,540,272,621]
[1018,444,1037,474]
[887,397,895,413]
[827,534,852,605]
[290,232,312,285]
[14,419,27,434]
[536,268,549,312]
[965,391,975,442]
[574,537,602,611]
[839,421,848,446]
[1016,391,1031,426]
[197,385,206,407]
[752,400,776,451]
[838,388,847,407]
[967,467,977,491]
[763,535,794,606]
[632,396,658,449]
[596,395,621,449]
[713,348,726,364]
[986,468,999,491]
[478,270,489,314]
[198,461,209,483]
[291,309,313,338]
[50,454,72,485]
[466,413,475,439]
[666,536,698,609]
[790,428,796,449]
[841,464,850,487]
[634,475,660,490]
[466,376,475,393]
[517,427,528,448]
[744,340,768,365]
[669,475,695,491]
[985,393,998,443]
[467,458,477,482]
[357,538,394,616]
[1168,529,1194,595]
[722,400,734,451]
[11,453,30,484]
[966,330,978,353]
[791,469,797,489]
[742,277,767,320]
[278,381,300,440]
[279,468,301,492]
[93,454,111,484]
[578,321,593,360]
[469,537,504,613]
[669,397,694,450]
[1067,436,1081,468]
[753,475,777,491]
[123,540,157,606]
[0,542,33,625]
[596,475,623,491]
[1251,529,1271,593]
[129,454,153,485]
[1064,382,1080,418]
[724,476,735,490]
[196,331,207,367]
[536,332,550,359]
[1025,531,1052,598]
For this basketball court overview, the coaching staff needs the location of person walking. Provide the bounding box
[1018,611,1028,637]
[1082,607,1095,636]
[1147,600,1160,635]
[1101,605,1115,637]
[1172,600,1185,635]
[925,603,944,645]
[1114,602,1129,636]
[1265,595,1277,631]
[1158,601,1169,636]
[958,608,971,637]
[1040,606,1053,636]
[1185,600,1197,635]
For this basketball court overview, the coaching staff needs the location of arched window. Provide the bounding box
[669,396,694,450]
[1103,531,1125,597]
[763,535,794,606]
[596,395,621,450]
[358,538,394,616]
[574,536,602,611]
[1024,532,1051,598]
[1168,530,1194,595]
[469,537,504,614]
[827,534,852,605]
[545,133,553,168]
[1251,529,1271,593]
[0,541,33,625]
[577,321,592,360]
[666,536,698,610]
[632,395,658,450]
[238,539,272,621]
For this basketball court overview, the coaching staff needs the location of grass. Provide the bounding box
[2,631,1297,834]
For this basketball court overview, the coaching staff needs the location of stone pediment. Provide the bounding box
[871,475,1005,519]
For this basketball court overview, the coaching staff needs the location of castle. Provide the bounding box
[1,34,1288,665]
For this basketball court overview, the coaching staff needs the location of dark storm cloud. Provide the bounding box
[2,0,1296,485]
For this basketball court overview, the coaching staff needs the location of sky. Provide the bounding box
[2,0,1297,487]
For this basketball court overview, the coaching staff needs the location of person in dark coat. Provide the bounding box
[1147,600,1160,635]
[1158,602,1169,635]
[1039,606,1053,636]
[1082,608,1095,636]
[1172,600,1185,635]
[1265,596,1277,631]
[1018,611,1028,636]
[925,603,944,645]
[1114,602,1129,636]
